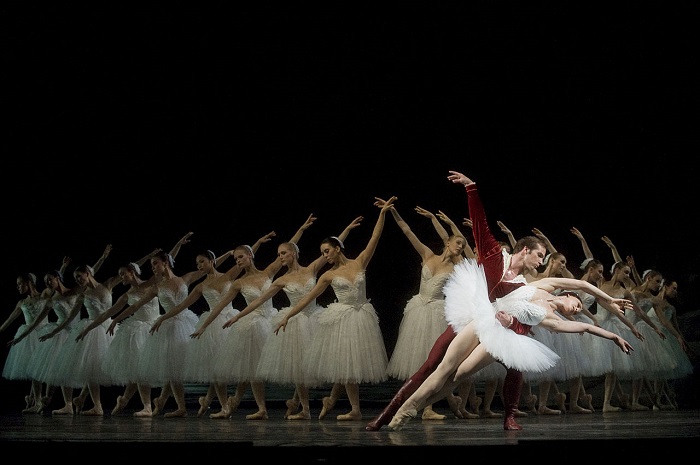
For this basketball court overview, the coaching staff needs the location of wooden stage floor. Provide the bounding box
[2,399,698,461]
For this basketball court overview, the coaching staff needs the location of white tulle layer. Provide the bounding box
[443,260,559,373]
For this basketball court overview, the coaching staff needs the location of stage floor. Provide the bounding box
[2,401,697,461]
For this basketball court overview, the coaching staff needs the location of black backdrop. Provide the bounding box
[2,4,698,411]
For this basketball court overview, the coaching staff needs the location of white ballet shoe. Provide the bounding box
[388,408,417,431]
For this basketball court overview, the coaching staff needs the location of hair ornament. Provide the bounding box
[129,262,142,276]
[330,236,345,250]
[580,257,593,271]
[243,245,254,259]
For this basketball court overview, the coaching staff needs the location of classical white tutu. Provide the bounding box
[303,273,388,384]
[444,260,560,373]
[256,306,316,386]
[56,289,114,388]
[102,291,160,385]
[386,266,450,380]
[214,282,276,384]
[138,310,197,386]
[59,318,114,387]
[633,298,679,378]
[29,294,80,386]
[184,304,238,383]
[256,278,320,387]
[596,304,635,380]
[2,298,46,380]
[648,303,693,380]
[137,282,198,386]
[215,309,272,383]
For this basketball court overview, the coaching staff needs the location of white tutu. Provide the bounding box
[444,260,560,373]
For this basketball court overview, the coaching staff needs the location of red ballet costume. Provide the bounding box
[365,183,530,431]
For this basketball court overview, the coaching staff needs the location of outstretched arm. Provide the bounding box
[570,227,593,260]
[92,244,112,275]
[104,247,162,291]
[108,285,158,329]
[169,232,194,259]
[40,295,84,341]
[537,314,634,354]
[190,283,240,338]
[337,216,363,243]
[76,292,129,341]
[415,206,449,243]
[0,301,24,335]
[7,299,52,345]
[59,256,72,277]
[532,228,574,278]
[354,196,397,268]
[601,235,623,266]
[453,215,477,259]
[390,205,433,261]
[626,255,643,287]
[307,216,364,275]
[532,228,557,254]
[273,275,331,335]
[495,220,517,249]
[222,281,284,329]
[150,285,204,334]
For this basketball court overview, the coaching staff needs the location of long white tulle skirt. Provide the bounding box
[303,301,388,384]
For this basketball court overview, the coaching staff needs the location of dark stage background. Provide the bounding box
[3,4,698,410]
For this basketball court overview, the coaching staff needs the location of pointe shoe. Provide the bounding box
[459,396,480,419]
[209,408,231,419]
[39,396,50,412]
[337,411,362,421]
[525,394,538,414]
[668,393,679,410]
[459,407,480,419]
[602,404,622,413]
[22,405,39,414]
[365,378,416,432]
[152,397,165,416]
[81,407,104,416]
[318,396,335,420]
[388,408,417,431]
[245,410,268,420]
[22,398,44,414]
[24,395,33,410]
[618,393,631,409]
[288,411,311,420]
[227,396,241,415]
[469,396,482,413]
[112,395,128,416]
[421,407,446,420]
[538,406,561,415]
[22,403,44,413]
[197,396,212,416]
[133,407,153,418]
[164,408,187,418]
[284,398,300,419]
[480,409,502,419]
[630,403,649,411]
[569,403,593,414]
[445,395,463,419]
[52,404,74,415]
[555,392,567,413]
[462,411,481,419]
[583,394,595,412]
[72,396,85,415]
[514,409,528,417]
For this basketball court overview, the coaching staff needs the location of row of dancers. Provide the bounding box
[2,171,694,429]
